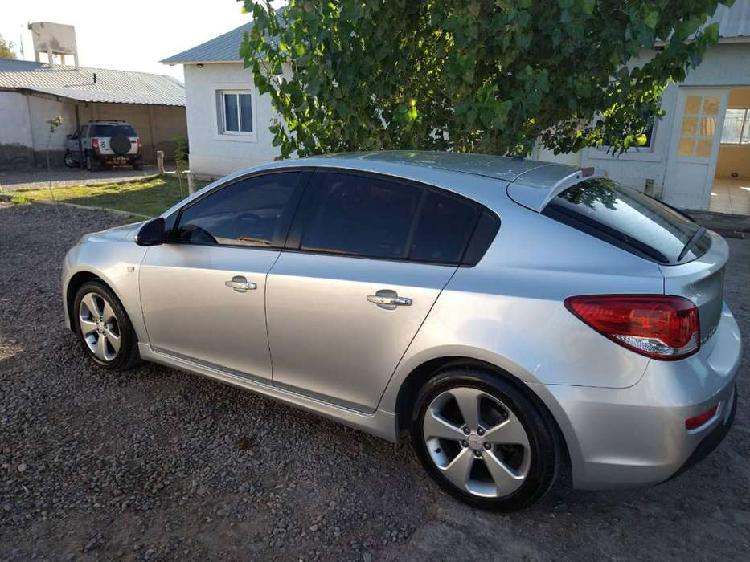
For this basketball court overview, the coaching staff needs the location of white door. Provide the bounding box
[663,88,728,210]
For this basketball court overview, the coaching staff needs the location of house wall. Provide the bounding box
[183,62,280,178]
[533,43,750,206]
[0,92,34,169]
[716,87,750,179]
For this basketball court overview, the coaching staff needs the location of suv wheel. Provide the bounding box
[411,369,558,511]
[73,281,140,370]
[63,151,76,168]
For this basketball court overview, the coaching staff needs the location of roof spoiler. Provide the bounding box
[507,166,603,212]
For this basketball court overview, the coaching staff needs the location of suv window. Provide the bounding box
[174,172,301,247]
[543,178,709,265]
[90,124,136,137]
[299,171,490,265]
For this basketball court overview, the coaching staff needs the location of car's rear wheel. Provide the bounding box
[73,281,139,370]
[411,369,558,511]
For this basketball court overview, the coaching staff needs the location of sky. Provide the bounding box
[0,0,283,81]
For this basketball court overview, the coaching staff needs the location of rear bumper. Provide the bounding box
[540,304,741,490]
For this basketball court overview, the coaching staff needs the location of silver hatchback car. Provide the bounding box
[62,151,741,511]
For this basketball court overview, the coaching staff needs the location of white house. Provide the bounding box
[166,3,750,215]
[161,23,280,178]
[535,1,750,215]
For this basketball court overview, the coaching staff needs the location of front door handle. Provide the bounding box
[367,289,412,309]
[225,275,256,293]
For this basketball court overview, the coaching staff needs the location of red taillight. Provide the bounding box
[91,137,100,152]
[565,295,700,360]
[685,404,718,431]
[136,137,142,154]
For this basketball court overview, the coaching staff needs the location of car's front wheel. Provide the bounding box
[73,281,140,370]
[411,369,559,511]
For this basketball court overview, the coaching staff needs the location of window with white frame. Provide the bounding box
[720,108,750,145]
[217,90,253,135]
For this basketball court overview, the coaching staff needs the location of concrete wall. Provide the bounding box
[716,87,750,179]
[532,43,750,205]
[183,62,280,178]
[0,92,34,169]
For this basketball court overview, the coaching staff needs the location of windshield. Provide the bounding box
[543,178,710,265]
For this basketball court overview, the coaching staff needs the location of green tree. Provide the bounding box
[0,34,17,59]
[242,0,731,158]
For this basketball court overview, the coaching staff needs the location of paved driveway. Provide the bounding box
[1,202,748,561]
[0,166,161,191]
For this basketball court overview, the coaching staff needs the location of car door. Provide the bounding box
[265,170,483,412]
[139,170,307,380]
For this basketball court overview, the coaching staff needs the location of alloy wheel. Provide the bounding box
[78,292,121,362]
[422,387,531,498]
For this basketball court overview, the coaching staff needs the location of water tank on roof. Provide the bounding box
[28,22,79,67]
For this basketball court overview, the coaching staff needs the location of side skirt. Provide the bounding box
[138,343,399,442]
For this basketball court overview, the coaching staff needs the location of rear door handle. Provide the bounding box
[367,289,412,308]
[225,275,256,293]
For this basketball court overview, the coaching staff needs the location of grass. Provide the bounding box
[8,175,207,217]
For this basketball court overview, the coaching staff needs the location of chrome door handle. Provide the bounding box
[225,275,256,293]
[367,289,412,308]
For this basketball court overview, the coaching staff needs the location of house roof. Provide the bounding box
[161,22,253,64]
[0,61,185,106]
[708,0,750,41]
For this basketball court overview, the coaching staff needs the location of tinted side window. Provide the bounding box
[544,178,708,264]
[175,172,300,247]
[409,191,479,263]
[302,173,421,259]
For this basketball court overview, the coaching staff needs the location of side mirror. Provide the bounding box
[136,218,165,246]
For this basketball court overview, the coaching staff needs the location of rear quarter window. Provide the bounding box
[542,178,709,265]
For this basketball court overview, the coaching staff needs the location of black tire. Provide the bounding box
[63,151,76,168]
[73,280,140,371]
[85,152,99,172]
[410,369,559,512]
[133,159,144,171]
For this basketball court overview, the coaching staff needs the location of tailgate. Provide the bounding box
[661,231,728,344]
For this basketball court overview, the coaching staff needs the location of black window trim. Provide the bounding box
[166,167,314,251]
[283,167,500,267]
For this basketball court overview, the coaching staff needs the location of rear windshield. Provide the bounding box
[543,178,710,265]
[90,124,136,137]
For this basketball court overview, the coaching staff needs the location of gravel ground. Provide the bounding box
[1,202,748,561]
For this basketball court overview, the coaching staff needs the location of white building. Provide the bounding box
[534,1,750,215]
[162,23,280,179]
[166,3,750,215]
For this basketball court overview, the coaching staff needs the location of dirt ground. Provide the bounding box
[1,202,748,561]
